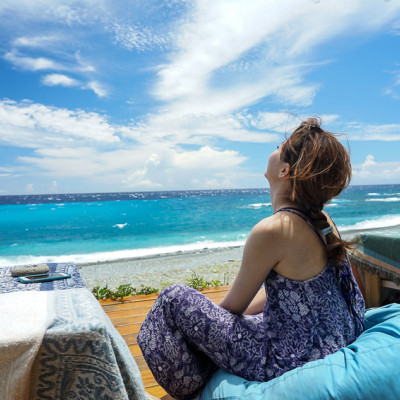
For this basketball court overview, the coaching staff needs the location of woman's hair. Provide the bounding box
[280,117,355,264]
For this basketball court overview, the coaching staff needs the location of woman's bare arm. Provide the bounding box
[218,218,281,314]
[243,287,267,315]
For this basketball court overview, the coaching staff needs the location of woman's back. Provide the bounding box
[255,208,365,379]
[267,209,328,281]
[263,260,364,380]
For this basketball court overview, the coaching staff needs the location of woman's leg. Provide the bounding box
[137,284,267,400]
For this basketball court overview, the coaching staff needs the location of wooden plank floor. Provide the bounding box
[100,285,230,399]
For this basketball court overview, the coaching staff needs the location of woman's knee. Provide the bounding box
[160,283,195,299]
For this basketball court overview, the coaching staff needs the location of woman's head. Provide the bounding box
[280,117,354,263]
[280,117,351,212]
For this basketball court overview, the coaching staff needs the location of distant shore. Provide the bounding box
[78,245,243,291]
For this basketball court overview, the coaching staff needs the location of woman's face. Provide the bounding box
[264,144,287,183]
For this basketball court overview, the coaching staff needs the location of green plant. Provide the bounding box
[92,285,113,300]
[186,272,222,291]
[110,283,134,303]
[92,283,159,302]
[135,285,159,295]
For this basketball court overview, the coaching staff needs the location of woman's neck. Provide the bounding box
[269,184,302,213]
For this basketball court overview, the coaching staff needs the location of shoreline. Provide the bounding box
[4,225,400,290]
[78,245,243,291]
[60,226,400,290]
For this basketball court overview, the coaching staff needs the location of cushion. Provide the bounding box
[199,303,400,400]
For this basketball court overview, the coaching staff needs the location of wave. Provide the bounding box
[367,193,380,196]
[243,203,272,209]
[0,239,247,267]
[365,197,400,202]
[113,223,128,229]
[338,215,400,232]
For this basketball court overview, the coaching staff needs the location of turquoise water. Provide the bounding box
[0,185,399,266]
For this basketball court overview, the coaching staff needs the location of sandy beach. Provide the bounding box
[78,245,243,291]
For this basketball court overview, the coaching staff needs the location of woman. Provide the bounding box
[137,118,365,400]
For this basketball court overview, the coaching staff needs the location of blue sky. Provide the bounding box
[0,0,400,195]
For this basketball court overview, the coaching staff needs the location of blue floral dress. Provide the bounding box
[137,211,365,400]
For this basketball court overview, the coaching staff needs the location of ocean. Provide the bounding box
[1,184,400,267]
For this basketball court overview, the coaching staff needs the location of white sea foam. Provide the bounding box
[338,215,400,232]
[326,203,338,207]
[0,239,247,267]
[332,198,353,203]
[367,193,380,196]
[244,203,272,209]
[113,223,128,229]
[365,197,400,202]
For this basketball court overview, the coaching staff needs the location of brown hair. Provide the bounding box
[281,117,355,264]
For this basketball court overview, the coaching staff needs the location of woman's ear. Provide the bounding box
[279,162,290,178]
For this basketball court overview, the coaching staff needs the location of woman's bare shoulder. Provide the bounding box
[252,212,293,234]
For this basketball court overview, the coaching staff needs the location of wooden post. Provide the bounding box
[364,270,381,308]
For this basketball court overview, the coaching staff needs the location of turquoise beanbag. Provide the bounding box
[200,304,400,400]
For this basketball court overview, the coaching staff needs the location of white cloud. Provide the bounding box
[0,98,255,190]
[25,183,34,193]
[13,35,61,48]
[111,23,169,51]
[0,0,107,25]
[362,154,376,167]
[42,74,79,87]
[249,112,302,133]
[345,122,400,141]
[123,110,280,145]
[85,81,108,97]
[41,74,108,97]
[383,72,400,100]
[390,19,400,35]
[18,143,248,190]
[0,99,120,147]
[5,49,98,76]
[353,155,400,184]
[75,53,96,73]
[173,146,245,170]
[4,50,63,71]
[153,0,400,116]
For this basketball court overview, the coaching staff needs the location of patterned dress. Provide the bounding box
[137,211,365,400]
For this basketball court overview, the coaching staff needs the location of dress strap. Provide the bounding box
[274,207,327,247]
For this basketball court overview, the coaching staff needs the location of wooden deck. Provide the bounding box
[100,285,230,399]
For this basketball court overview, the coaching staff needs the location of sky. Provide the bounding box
[0,0,400,195]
